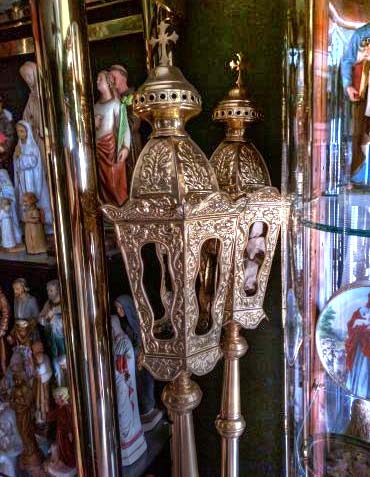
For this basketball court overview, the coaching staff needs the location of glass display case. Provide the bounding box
[283,1,370,476]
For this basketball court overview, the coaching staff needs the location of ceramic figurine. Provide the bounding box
[109,64,143,185]
[19,61,46,169]
[13,120,52,228]
[45,387,76,477]
[39,280,67,386]
[0,401,23,477]
[111,314,147,465]
[0,96,15,172]
[32,341,52,426]
[243,221,266,296]
[94,69,128,206]
[0,168,22,245]
[0,198,23,252]
[0,286,9,376]
[114,295,163,432]
[10,371,42,470]
[12,278,39,323]
[22,192,47,254]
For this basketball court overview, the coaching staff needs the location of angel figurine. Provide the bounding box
[13,120,52,229]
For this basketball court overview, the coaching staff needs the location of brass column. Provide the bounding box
[29,1,120,476]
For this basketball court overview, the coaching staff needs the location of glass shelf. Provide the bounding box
[295,192,370,237]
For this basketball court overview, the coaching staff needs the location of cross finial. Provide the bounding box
[229,52,247,89]
[149,21,179,66]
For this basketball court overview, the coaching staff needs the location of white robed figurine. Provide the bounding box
[13,120,52,227]
[0,169,22,245]
[111,315,147,466]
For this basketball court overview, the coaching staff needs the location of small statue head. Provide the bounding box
[46,279,60,303]
[15,121,27,143]
[32,341,45,363]
[12,278,29,297]
[19,61,37,89]
[96,70,116,98]
[22,191,38,209]
[109,64,128,96]
[0,198,11,212]
[53,386,70,407]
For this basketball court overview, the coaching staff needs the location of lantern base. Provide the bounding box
[162,372,202,477]
[215,322,248,477]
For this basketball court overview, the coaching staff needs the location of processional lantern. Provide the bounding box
[103,22,239,477]
[210,53,283,477]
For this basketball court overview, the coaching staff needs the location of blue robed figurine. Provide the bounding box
[342,23,370,186]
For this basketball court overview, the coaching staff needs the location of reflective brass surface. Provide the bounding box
[0,14,143,58]
[211,55,283,477]
[30,1,120,476]
[104,22,239,477]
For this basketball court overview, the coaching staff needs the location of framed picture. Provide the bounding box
[316,282,370,400]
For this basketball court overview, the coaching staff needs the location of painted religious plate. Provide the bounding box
[316,283,370,400]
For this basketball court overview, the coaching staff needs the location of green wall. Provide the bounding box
[178,1,286,475]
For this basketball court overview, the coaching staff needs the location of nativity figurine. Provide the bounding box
[32,341,52,426]
[0,198,24,252]
[0,168,22,245]
[94,69,128,206]
[13,120,52,229]
[0,400,23,477]
[22,192,47,255]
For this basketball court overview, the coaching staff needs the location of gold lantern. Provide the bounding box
[103,22,240,477]
[210,53,282,477]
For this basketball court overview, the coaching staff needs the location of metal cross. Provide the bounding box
[229,52,248,88]
[150,21,179,66]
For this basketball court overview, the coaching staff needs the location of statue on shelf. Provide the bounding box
[0,95,15,172]
[109,64,143,186]
[110,314,147,465]
[10,371,42,471]
[13,120,52,229]
[32,341,52,426]
[22,192,47,255]
[39,280,67,386]
[114,295,162,432]
[0,198,24,252]
[0,400,23,477]
[19,61,46,169]
[94,70,128,206]
[45,387,76,477]
[0,286,9,376]
[342,24,370,186]
[0,169,22,245]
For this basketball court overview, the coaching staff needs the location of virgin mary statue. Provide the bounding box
[13,120,52,227]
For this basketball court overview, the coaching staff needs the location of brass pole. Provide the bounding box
[162,372,202,477]
[215,323,248,477]
[29,1,121,476]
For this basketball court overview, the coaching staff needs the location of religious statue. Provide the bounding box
[345,292,370,398]
[0,286,9,376]
[39,280,67,386]
[0,400,23,477]
[110,314,147,465]
[10,371,42,470]
[346,398,370,442]
[0,169,22,245]
[109,64,143,186]
[13,120,52,229]
[243,222,267,296]
[45,387,76,477]
[0,198,23,251]
[19,61,46,168]
[0,96,15,172]
[22,192,47,255]
[94,70,128,206]
[114,295,162,432]
[342,23,370,186]
[32,341,52,426]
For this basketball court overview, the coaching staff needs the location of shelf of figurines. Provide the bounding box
[295,189,370,238]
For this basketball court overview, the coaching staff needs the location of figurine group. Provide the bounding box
[94,65,142,206]
[0,279,73,477]
[0,61,53,255]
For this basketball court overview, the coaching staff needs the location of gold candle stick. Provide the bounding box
[210,53,283,477]
[104,23,240,477]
